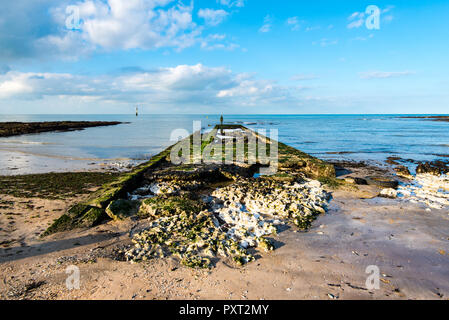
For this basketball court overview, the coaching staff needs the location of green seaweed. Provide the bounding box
[0,172,119,200]
[106,199,136,221]
[139,196,205,219]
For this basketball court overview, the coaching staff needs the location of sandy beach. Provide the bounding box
[1,127,448,300]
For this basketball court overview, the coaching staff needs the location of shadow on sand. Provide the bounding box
[0,232,124,263]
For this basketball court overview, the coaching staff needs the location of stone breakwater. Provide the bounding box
[43,124,336,268]
[381,174,449,210]
[124,178,331,268]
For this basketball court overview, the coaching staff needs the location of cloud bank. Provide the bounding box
[0,64,300,111]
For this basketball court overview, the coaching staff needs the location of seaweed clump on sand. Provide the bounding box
[0,172,119,200]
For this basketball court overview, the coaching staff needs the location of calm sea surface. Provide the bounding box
[1,114,448,175]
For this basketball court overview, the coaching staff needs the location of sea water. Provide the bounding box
[0,114,448,175]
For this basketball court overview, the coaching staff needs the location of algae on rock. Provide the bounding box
[106,199,137,221]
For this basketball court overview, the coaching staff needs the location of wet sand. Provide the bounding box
[1,168,448,300]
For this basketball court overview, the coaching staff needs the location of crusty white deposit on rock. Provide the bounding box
[381,174,449,210]
[125,177,332,268]
[128,182,180,200]
[210,178,332,229]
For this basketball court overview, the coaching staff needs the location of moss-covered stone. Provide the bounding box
[258,237,275,252]
[80,207,105,227]
[181,255,211,269]
[41,214,73,237]
[41,205,106,237]
[139,196,205,219]
[106,199,135,221]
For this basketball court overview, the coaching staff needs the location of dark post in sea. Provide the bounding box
[220,115,224,135]
[136,106,139,117]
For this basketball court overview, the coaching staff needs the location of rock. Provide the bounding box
[354,177,368,185]
[386,157,402,165]
[366,176,399,189]
[379,188,398,199]
[344,177,357,184]
[138,196,205,219]
[41,204,106,236]
[394,166,413,179]
[106,199,135,221]
[344,176,368,185]
[395,174,449,210]
[416,161,449,176]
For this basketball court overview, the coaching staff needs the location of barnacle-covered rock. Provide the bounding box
[211,177,331,230]
[138,196,205,219]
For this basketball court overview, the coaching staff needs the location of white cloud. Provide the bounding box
[0,0,248,61]
[35,0,201,54]
[305,26,320,32]
[0,64,298,109]
[259,15,272,33]
[313,38,338,47]
[0,74,33,99]
[291,74,318,81]
[286,17,300,31]
[352,34,374,41]
[217,0,245,8]
[382,5,395,14]
[200,34,239,51]
[359,71,415,79]
[0,0,246,61]
[347,11,365,29]
[198,8,228,26]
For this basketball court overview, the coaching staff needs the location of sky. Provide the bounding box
[0,0,448,114]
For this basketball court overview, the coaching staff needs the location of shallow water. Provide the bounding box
[0,114,448,175]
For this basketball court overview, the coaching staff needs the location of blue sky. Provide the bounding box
[0,0,448,114]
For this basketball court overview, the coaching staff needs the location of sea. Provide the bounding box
[1,114,448,175]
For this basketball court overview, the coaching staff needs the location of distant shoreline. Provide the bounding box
[0,121,123,138]
[398,116,449,122]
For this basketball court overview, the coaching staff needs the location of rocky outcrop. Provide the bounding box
[344,176,368,185]
[394,165,413,179]
[416,161,449,176]
[40,204,106,237]
[0,121,122,138]
[366,176,399,189]
[394,174,449,210]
